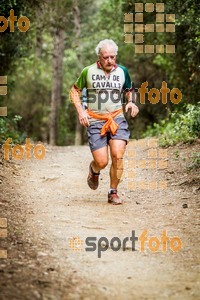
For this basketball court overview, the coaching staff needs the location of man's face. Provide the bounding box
[98,46,117,73]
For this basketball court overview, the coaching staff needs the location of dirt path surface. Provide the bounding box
[0,140,199,299]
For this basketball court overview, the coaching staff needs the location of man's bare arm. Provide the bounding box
[69,86,90,127]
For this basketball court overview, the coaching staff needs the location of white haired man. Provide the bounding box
[70,39,139,205]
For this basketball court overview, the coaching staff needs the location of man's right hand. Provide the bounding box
[78,109,90,127]
[69,86,90,127]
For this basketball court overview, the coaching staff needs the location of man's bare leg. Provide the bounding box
[91,146,109,173]
[87,146,109,190]
[107,139,126,204]
[109,139,126,189]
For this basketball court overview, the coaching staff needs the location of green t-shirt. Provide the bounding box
[74,62,132,117]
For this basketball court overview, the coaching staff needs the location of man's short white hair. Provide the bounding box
[95,39,118,56]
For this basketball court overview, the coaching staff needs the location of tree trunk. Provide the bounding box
[73,1,84,145]
[49,28,65,145]
[75,116,84,145]
[35,10,43,59]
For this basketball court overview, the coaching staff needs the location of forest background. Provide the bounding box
[0,0,199,147]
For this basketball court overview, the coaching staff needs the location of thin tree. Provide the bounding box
[73,0,84,145]
[49,26,65,145]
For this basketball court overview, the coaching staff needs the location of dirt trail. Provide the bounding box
[0,140,199,299]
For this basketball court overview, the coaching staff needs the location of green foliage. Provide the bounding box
[8,55,52,141]
[0,0,41,75]
[144,103,200,146]
[0,115,24,144]
[187,152,200,170]
[57,103,76,145]
[154,0,200,104]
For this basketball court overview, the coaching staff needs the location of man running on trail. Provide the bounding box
[70,39,139,205]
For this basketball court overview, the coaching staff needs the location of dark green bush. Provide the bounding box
[143,103,200,146]
[0,115,24,144]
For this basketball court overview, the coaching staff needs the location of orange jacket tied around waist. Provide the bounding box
[86,108,123,136]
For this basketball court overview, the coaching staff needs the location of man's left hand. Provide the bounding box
[125,102,139,118]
